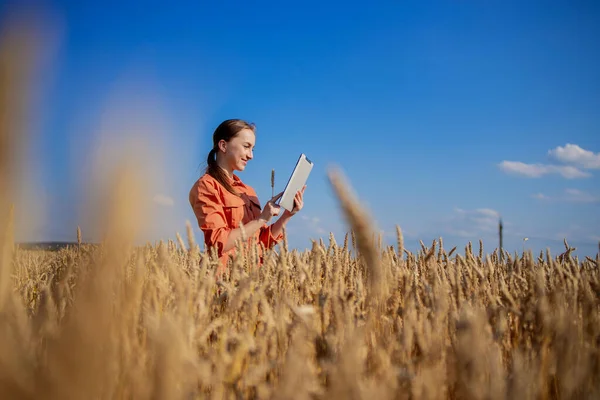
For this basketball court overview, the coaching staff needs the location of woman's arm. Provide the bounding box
[221,217,269,253]
[269,210,293,238]
[267,186,306,239]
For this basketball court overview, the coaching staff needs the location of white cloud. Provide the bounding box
[499,143,600,179]
[301,215,320,224]
[300,214,326,235]
[548,225,600,245]
[532,189,599,203]
[531,193,549,200]
[548,144,600,169]
[445,207,501,238]
[153,194,174,207]
[472,208,500,218]
[564,189,599,203]
[498,161,590,179]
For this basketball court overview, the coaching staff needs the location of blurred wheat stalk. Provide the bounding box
[1,9,599,400]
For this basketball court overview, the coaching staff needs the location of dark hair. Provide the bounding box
[206,119,256,195]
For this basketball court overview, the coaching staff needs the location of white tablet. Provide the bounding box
[277,153,314,212]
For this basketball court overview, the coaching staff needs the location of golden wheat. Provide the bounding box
[2,224,599,400]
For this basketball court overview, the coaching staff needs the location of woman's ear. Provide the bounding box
[218,139,227,153]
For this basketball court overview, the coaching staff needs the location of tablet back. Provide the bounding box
[279,153,313,212]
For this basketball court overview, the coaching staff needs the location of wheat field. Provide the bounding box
[2,204,600,399]
[2,10,600,400]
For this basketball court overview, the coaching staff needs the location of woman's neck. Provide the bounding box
[216,157,234,180]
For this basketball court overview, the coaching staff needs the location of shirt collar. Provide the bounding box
[230,174,243,186]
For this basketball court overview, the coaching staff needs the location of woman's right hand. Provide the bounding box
[259,191,283,223]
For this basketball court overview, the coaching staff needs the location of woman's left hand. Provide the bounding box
[287,185,306,216]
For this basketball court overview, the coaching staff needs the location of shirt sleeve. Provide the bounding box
[243,189,283,250]
[193,179,230,256]
[258,224,284,249]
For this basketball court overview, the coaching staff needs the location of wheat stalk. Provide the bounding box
[271,169,275,199]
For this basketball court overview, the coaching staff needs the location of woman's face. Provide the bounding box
[219,128,255,172]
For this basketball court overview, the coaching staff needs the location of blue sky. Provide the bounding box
[7,0,600,257]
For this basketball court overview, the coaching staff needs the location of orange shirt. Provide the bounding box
[189,173,283,272]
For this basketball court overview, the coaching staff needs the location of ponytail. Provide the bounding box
[205,147,239,196]
[207,148,217,166]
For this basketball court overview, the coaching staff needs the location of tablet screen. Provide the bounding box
[277,153,313,212]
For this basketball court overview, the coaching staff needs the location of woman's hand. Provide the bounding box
[259,191,283,223]
[286,185,306,216]
[267,186,307,239]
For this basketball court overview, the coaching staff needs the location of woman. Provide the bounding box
[189,119,305,273]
